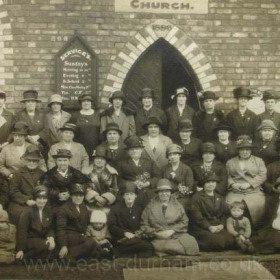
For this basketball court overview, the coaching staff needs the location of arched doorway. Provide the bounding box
[122,38,202,112]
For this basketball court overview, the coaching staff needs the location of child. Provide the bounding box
[226,201,255,253]
[86,210,114,260]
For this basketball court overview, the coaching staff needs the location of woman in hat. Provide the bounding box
[141,178,199,256]
[15,185,55,262]
[141,116,173,170]
[0,122,46,181]
[253,119,279,165]
[47,122,89,174]
[226,135,267,226]
[190,173,235,251]
[175,119,202,166]
[100,90,135,143]
[135,88,167,136]
[193,91,225,142]
[39,94,71,149]
[56,183,97,262]
[108,182,154,258]
[191,142,228,196]
[166,87,195,142]
[8,145,46,225]
[226,87,260,140]
[70,94,100,157]
[212,121,237,164]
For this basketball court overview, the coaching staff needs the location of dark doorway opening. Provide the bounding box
[122,38,201,112]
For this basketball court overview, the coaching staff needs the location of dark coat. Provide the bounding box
[226,108,260,140]
[0,109,14,145]
[40,166,91,207]
[166,104,195,141]
[258,110,280,131]
[56,200,91,248]
[135,106,167,136]
[212,140,238,164]
[191,160,228,196]
[263,161,280,194]
[17,205,54,251]
[193,110,225,142]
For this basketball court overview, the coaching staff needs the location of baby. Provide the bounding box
[226,201,254,253]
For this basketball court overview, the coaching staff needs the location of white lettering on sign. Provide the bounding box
[115,0,208,14]
[60,49,91,61]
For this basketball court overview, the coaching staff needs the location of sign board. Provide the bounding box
[115,0,208,14]
[56,34,97,108]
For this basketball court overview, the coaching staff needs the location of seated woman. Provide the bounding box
[0,121,46,180]
[15,185,55,262]
[175,120,202,166]
[108,182,154,258]
[141,116,173,170]
[190,173,235,251]
[253,119,279,165]
[212,121,237,164]
[8,145,45,225]
[191,142,228,196]
[141,179,199,256]
[56,183,97,262]
[226,135,267,226]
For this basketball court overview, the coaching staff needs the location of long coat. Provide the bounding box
[212,140,238,164]
[141,134,173,170]
[166,104,195,142]
[263,161,280,194]
[135,106,167,136]
[0,109,14,145]
[226,155,267,225]
[48,141,89,173]
[141,196,199,255]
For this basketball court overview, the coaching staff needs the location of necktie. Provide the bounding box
[162,205,167,216]
[153,147,156,154]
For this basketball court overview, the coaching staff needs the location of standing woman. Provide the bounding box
[70,94,100,157]
[15,185,55,262]
[100,91,135,143]
[166,87,195,142]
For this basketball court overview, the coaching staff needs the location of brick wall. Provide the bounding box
[0,0,279,112]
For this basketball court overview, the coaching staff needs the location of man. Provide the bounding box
[135,88,167,136]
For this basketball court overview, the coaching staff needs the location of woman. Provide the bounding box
[226,87,260,140]
[191,142,228,196]
[70,94,100,157]
[166,87,195,142]
[100,91,135,143]
[253,119,279,165]
[190,173,234,251]
[141,116,173,170]
[141,178,199,256]
[226,135,267,225]
[193,91,224,142]
[175,120,202,166]
[212,121,237,164]
[15,185,55,262]
[0,122,46,180]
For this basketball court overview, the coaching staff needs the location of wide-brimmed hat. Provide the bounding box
[59,123,77,133]
[102,122,123,138]
[124,135,144,150]
[0,209,9,222]
[52,149,72,159]
[90,210,107,224]
[109,91,126,104]
[257,119,278,132]
[0,91,6,99]
[166,144,182,158]
[171,87,189,100]
[262,90,280,101]
[214,121,233,133]
[142,116,163,130]
[236,135,255,149]
[139,88,155,100]
[156,178,174,193]
[22,145,42,161]
[200,91,219,102]
[11,121,29,135]
[92,146,108,159]
[178,119,193,132]
[78,94,94,104]
[121,181,138,195]
[202,142,216,154]
[21,90,41,103]
[201,172,220,185]
[233,87,252,100]
[33,185,48,199]
[48,94,63,107]
[70,183,85,195]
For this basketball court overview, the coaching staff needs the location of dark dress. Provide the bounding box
[0,109,14,145]
[263,161,280,194]
[212,140,238,164]
[17,205,55,260]
[56,200,97,260]
[190,191,234,251]
[70,110,101,157]
[108,200,154,257]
